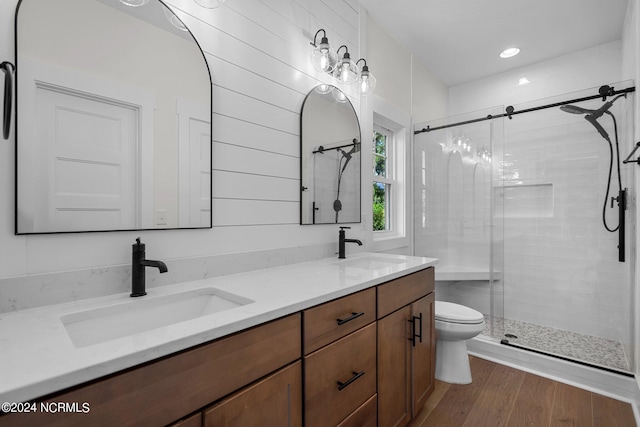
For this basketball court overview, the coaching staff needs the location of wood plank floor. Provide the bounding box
[409,356,637,427]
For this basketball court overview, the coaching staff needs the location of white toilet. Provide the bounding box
[435,301,485,384]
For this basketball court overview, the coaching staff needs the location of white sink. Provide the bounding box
[335,256,406,271]
[61,288,253,348]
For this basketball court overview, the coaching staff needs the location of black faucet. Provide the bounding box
[338,226,363,259]
[131,238,168,297]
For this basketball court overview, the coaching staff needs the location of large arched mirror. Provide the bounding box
[15,0,212,234]
[300,85,361,224]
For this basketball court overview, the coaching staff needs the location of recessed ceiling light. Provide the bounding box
[518,77,530,85]
[500,47,520,58]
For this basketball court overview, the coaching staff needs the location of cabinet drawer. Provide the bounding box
[303,288,376,354]
[304,323,376,427]
[337,394,377,427]
[2,314,301,427]
[377,268,434,319]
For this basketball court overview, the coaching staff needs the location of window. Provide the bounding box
[373,125,394,231]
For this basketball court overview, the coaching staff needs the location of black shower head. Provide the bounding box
[559,104,596,115]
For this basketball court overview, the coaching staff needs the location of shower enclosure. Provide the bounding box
[414,82,635,374]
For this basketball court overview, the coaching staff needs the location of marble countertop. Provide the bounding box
[0,252,437,403]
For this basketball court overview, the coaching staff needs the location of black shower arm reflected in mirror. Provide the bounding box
[300,84,362,225]
[1,61,14,140]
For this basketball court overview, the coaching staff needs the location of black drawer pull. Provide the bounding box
[337,371,365,391]
[336,311,364,325]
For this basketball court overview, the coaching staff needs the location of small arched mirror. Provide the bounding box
[15,0,212,233]
[300,85,361,224]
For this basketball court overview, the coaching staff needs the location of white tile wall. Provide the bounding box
[430,45,633,345]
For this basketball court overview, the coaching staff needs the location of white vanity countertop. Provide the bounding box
[0,252,437,403]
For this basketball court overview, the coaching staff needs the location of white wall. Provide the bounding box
[0,0,365,294]
[0,0,449,312]
[449,40,623,116]
[361,13,448,256]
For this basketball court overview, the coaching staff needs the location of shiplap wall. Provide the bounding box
[0,0,369,279]
[167,0,361,227]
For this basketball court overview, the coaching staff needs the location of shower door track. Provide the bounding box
[500,339,634,378]
[414,85,635,135]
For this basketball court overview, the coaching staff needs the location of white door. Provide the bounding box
[36,85,138,231]
[189,118,211,226]
[178,99,211,227]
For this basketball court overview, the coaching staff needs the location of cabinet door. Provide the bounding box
[411,293,435,416]
[377,306,411,427]
[204,361,302,427]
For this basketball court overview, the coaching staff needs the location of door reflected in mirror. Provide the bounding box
[16,0,212,233]
[300,85,361,224]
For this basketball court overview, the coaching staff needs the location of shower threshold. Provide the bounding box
[481,315,631,375]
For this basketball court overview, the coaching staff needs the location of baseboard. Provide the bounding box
[468,336,640,411]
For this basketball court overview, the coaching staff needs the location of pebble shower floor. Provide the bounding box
[482,315,630,374]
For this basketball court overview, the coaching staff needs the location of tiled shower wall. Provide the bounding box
[500,99,632,343]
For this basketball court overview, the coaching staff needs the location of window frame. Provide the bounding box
[367,96,410,252]
[373,124,394,232]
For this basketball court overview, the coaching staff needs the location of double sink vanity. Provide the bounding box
[0,253,437,426]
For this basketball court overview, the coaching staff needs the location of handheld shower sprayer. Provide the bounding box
[559,90,627,260]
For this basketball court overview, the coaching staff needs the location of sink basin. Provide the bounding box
[61,288,253,348]
[335,256,406,271]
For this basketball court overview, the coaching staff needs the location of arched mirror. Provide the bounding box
[300,85,361,224]
[15,0,212,234]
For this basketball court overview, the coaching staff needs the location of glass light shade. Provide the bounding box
[314,84,333,94]
[332,88,348,103]
[163,8,188,31]
[194,0,225,8]
[310,43,337,73]
[119,0,149,6]
[334,56,358,84]
[359,69,376,95]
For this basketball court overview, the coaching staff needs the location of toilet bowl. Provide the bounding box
[435,301,485,384]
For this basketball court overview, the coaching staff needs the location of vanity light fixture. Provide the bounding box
[310,29,337,73]
[355,58,376,95]
[500,47,520,58]
[119,0,149,6]
[334,45,358,84]
[309,29,376,95]
[194,0,225,8]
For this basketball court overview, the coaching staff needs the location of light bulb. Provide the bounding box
[358,67,376,95]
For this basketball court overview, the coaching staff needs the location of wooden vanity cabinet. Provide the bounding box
[377,268,435,427]
[2,314,301,427]
[303,288,377,427]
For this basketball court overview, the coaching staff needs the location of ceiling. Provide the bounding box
[357,0,630,86]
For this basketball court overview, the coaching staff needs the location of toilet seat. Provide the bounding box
[435,301,484,324]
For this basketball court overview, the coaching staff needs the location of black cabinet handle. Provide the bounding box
[415,312,423,343]
[407,313,423,347]
[336,311,364,325]
[337,371,365,391]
